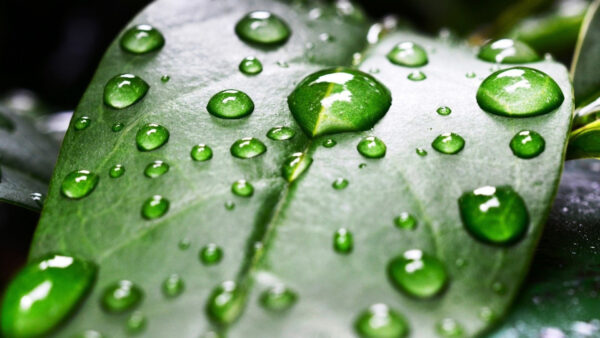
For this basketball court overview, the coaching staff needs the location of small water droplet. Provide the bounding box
[74,116,91,131]
[477,39,541,64]
[267,126,295,141]
[354,304,409,338]
[432,133,465,154]
[358,163,367,169]
[103,74,149,109]
[510,130,545,159]
[459,185,529,245]
[357,136,386,158]
[239,56,263,75]
[231,179,254,197]
[61,170,99,199]
[191,144,213,161]
[178,238,191,250]
[120,24,164,54]
[465,72,476,78]
[332,178,349,190]
[160,75,170,83]
[162,274,184,298]
[394,213,417,230]
[387,249,447,298]
[477,67,564,117]
[126,311,146,334]
[0,254,96,338]
[259,285,297,312]
[101,280,143,313]
[199,243,223,265]
[333,228,353,254]
[235,11,291,46]
[136,123,169,151]
[436,106,452,116]
[109,164,125,178]
[141,195,169,219]
[207,89,254,119]
[387,41,428,67]
[230,137,266,159]
[436,318,464,337]
[144,160,169,178]
[206,281,244,325]
[111,122,124,132]
[225,201,235,210]
[282,152,313,182]
[416,148,428,156]
[322,138,337,148]
[407,70,426,81]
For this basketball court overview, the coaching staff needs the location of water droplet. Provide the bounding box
[267,126,295,141]
[357,136,387,158]
[332,178,349,190]
[103,74,149,109]
[30,192,44,207]
[126,311,146,334]
[144,160,169,178]
[259,285,297,312]
[61,170,99,199]
[120,24,164,54]
[206,281,244,325]
[458,185,529,245]
[191,144,213,161]
[178,238,191,250]
[207,89,254,119]
[476,67,564,117]
[465,72,476,78]
[288,68,391,137]
[231,179,254,197]
[333,228,353,254]
[407,70,426,81]
[0,254,96,338]
[477,39,541,64]
[432,133,465,154]
[510,130,545,159]
[200,243,223,265]
[160,75,170,83]
[436,318,464,337]
[74,116,91,131]
[394,212,417,230]
[387,41,428,67]
[162,274,184,298]
[358,163,367,169]
[235,11,290,46]
[111,122,124,132]
[354,303,409,338]
[239,56,263,75]
[230,137,266,159]
[109,164,125,178]
[101,280,143,313]
[141,195,169,219]
[282,152,313,182]
[323,138,337,148]
[136,123,169,151]
[387,249,447,298]
[416,148,428,156]
[478,306,495,322]
[225,201,236,210]
[436,106,452,116]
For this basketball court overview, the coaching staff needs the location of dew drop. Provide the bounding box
[144,160,169,178]
[323,138,337,148]
[267,126,295,141]
[436,318,464,337]
[230,137,266,159]
[120,24,164,54]
[136,123,169,151]
[387,41,428,67]
[178,238,191,250]
[191,144,213,161]
[394,212,417,230]
[477,39,541,64]
[141,195,169,219]
[354,303,409,338]
[510,130,545,159]
[74,117,91,131]
[61,170,99,199]
[160,75,170,83]
[100,280,143,313]
[436,106,451,116]
[432,133,465,154]
[207,89,254,119]
[333,228,353,254]
[103,74,149,109]
[111,122,124,132]
[162,274,184,298]
[282,152,313,182]
[407,70,426,81]
[416,148,428,156]
[358,163,367,169]
[109,164,125,178]
[332,177,349,190]
[357,136,386,158]
[126,311,146,334]
[235,11,290,46]
[225,201,236,211]
[231,179,254,197]
[200,243,223,265]
[259,285,297,312]
[206,281,244,326]
[239,56,263,75]
[387,249,447,298]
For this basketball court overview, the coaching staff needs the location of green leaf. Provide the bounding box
[488,159,600,337]
[571,0,600,108]
[0,106,58,211]
[27,0,573,337]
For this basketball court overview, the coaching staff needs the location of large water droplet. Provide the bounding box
[432,133,465,154]
[239,56,263,75]
[333,228,353,254]
[282,152,313,182]
[0,254,96,338]
[231,179,254,197]
[267,126,295,141]
[191,144,213,161]
[354,303,409,338]
[100,280,143,313]
[144,160,169,178]
[103,74,149,109]
[332,177,349,190]
[235,11,290,46]
[510,130,545,159]
[230,137,266,159]
[200,243,223,265]
[74,117,91,131]
[126,311,146,334]
[288,68,391,137]
[136,123,169,151]
[120,24,165,54]
[477,39,541,64]
[357,136,386,158]
[387,42,428,67]
[162,274,184,298]
[141,195,169,219]
[206,281,244,326]
[259,285,297,312]
[387,249,447,298]
[109,164,125,178]
[207,90,254,119]
[436,318,464,337]
[61,170,99,199]
[458,185,529,245]
[394,212,417,230]
[476,67,564,117]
